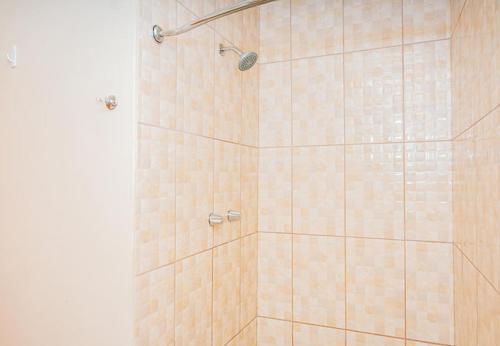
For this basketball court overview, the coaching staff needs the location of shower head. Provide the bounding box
[219,44,258,71]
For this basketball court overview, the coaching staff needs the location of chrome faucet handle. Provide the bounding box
[227,210,241,222]
[209,213,224,226]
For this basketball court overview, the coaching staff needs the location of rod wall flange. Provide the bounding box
[152,25,164,43]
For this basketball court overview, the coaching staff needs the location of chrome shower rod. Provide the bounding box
[152,0,278,43]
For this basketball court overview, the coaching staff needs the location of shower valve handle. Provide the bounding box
[209,213,224,226]
[227,210,241,222]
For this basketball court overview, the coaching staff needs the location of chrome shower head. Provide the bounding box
[219,44,258,71]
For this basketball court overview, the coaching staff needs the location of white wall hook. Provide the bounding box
[96,95,118,110]
[6,46,16,68]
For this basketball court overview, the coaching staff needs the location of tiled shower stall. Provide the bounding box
[135,0,499,345]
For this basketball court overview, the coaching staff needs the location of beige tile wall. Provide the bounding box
[134,0,500,345]
[257,1,454,345]
[135,0,259,345]
[452,0,499,345]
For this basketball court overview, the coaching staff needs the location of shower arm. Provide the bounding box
[152,0,278,43]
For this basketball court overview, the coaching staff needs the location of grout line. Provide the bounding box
[257,316,454,346]
[258,37,451,66]
[223,316,257,346]
[454,244,500,296]
[401,4,408,340]
[450,0,468,37]
[256,231,454,244]
[288,1,294,344]
[257,138,455,149]
[135,233,257,277]
[452,103,500,141]
[342,1,347,343]
[138,121,259,149]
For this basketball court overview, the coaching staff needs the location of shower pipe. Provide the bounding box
[152,0,278,43]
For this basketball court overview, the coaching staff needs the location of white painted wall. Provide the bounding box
[0,0,136,345]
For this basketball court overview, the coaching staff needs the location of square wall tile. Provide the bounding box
[453,247,477,346]
[293,146,344,236]
[135,265,175,346]
[404,40,451,141]
[241,64,259,147]
[346,144,404,240]
[213,240,241,346]
[259,148,292,234]
[227,319,257,346]
[175,133,213,259]
[406,241,454,345]
[259,62,292,147]
[175,250,212,346]
[214,141,241,246]
[293,235,345,328]
[344,0,402,51]
[292,55,344,146]
[259,0,290,63]
[138,0,176,128]
[215,35,242,143]
[405,142,452,242]
[136,126,175,273]
[258,233,292,319]
[346,238,405,338]
[403,0,451,43]
[345,47,403,144]
[257,317,292,346]
[293,323,345,346]
[477,275,500,345]
[241,146,258,237]
[176,6,214,137]
[240,234,257,328]
[291,0,343,59]
[346,331,405,346]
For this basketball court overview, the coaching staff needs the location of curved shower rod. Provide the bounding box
[152,0,278,43]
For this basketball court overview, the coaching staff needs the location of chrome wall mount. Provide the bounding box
[152,0,278,43]
[219,44,258,71]
[209,213,224,226]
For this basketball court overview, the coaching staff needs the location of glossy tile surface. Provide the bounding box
[405,142,452,242]
[259,148,292,234]
[346,238,405,337]
[291,0,343,58]
[344,0,402,51]
[293,235,345,327]
[258,233,292,319]
[293,146,344,236]
[346,144,404,240]
[293,323,345,346]
[403,0,451,43]
[404,40,451,141]
[406,242,454,345]
[345,47,403,144]
[292,55,344,146]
